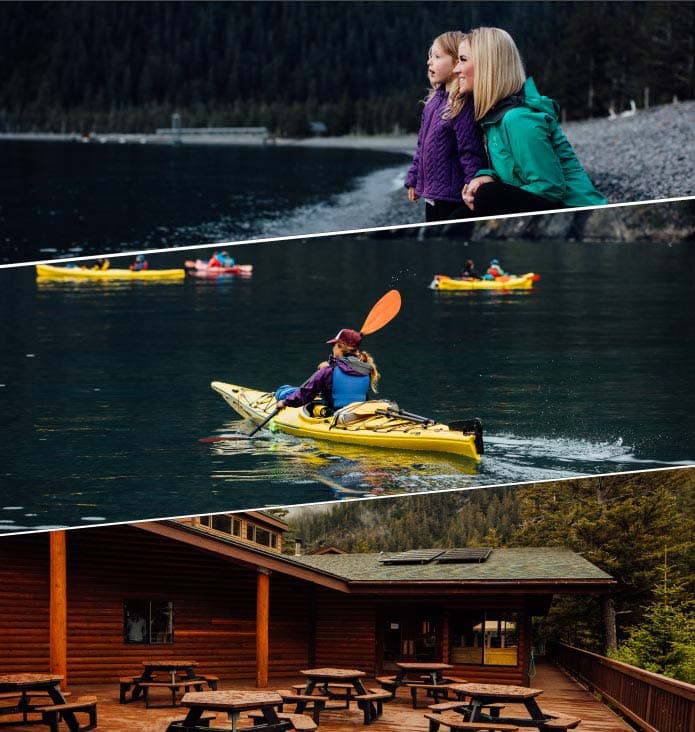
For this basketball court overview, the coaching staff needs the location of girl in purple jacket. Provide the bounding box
[405,31,488,222]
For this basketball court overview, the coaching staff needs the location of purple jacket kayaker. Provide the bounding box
[405,31,488,222]
[276,328,380,411]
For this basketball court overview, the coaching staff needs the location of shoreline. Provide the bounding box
[0,131,417,157]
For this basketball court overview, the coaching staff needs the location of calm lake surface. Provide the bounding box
[1,237,694,531]
[0,140,411,264]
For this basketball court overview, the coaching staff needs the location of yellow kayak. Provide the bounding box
[36,263,185,281]
[211,381,483,461]
[429,272,538,290]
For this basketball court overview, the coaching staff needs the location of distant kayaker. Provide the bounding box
[130,254,148,271]
[208,250,235,268]
[461,259,481,279]
[92,258,110,270]
[456,27,606,215]
[484,258,506,280]
[405,31,487,222]
[275,328,380,412]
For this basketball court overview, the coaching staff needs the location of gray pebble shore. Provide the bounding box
[562,100,695,203]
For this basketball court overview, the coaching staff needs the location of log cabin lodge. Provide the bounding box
[0,511,614,687]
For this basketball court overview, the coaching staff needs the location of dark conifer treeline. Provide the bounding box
[1,1,693,134]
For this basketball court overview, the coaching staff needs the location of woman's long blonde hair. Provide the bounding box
[424,31,468,120]
[359,350,380,393]
[464,27,526,121]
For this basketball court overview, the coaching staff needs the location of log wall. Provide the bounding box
[313,589,377,673]
[0,533,50,671]
[0,527,310,683]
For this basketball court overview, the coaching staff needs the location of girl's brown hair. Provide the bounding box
[424,31,468,120]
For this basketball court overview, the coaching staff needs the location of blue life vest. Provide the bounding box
[332,368,369,408]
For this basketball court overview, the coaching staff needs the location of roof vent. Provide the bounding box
[380,549,445,565]
[436,548,493,564]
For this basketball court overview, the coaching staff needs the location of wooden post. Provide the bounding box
[49,531,68,687]
[256,568,270,688]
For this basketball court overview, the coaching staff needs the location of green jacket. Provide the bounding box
[476,78,606,207]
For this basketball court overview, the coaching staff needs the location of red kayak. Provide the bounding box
[184,259,253,277]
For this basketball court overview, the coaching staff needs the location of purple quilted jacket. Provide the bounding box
[405,87,487,203]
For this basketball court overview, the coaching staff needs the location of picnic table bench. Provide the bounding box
[277,689,328,724]
[36,696,98,732]
[354,688,393,724]
[248,710,317,730]
[429,701,505,717]
[425,712,519,732]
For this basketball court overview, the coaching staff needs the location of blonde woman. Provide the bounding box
[405,31,487,222]
[275,328,379,411]
[455,27,606,215]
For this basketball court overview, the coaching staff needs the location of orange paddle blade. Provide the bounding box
[360,289,402,335]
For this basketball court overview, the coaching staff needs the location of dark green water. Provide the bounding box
[1,236,694,531]
[0,140,411,264]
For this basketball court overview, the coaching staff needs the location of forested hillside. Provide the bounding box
[285,470,695,680]
[2,1,693,134]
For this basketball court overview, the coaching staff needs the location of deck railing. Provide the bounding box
[549,641,695,732]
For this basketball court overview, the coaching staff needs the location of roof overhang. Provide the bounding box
[133,520,350,593]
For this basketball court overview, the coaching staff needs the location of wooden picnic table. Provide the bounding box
[447,683,549,727]
[166,690,289,732]
[120,660,208,706]
[0,673,68,725]
[298,668,389,723]
[394,662,455,686]
[141,659,200,683]
[299,667,368,697]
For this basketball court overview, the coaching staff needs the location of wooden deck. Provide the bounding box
[0,661,633,731]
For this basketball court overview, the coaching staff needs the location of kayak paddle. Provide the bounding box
[360,289,401,335]
[248,406,282,436]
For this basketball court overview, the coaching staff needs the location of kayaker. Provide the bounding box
[275,328,380,412]
[130,254,148,271]
[484,258,506,280]
[455,27,606,215]
[404,31,487,222]
[92,258,109,270]
[208,250,236,268]
[461,259,481,279]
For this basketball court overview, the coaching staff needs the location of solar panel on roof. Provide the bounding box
[380,549,445,565]
[436,548,493,564]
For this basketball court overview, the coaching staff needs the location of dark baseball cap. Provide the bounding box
[326,328,362,349]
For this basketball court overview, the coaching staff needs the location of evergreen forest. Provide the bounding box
[282,470,695,683]
[2,1,694,135]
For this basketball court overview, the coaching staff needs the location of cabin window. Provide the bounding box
[449,611,518,666]
[124,601,174,644]
[257,527,279,547]
[199,514,242,537]
[212,515,232,533]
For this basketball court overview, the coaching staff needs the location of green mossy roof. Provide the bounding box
[290,547,612,583]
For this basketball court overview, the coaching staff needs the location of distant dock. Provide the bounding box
[0,126,275,146]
